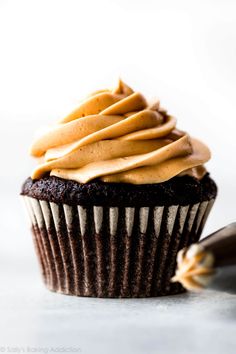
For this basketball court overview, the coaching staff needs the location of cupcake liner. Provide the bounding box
[23,197,215,297]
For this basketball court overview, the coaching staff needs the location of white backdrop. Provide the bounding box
[0,1,236,352]
[1,0,236,233]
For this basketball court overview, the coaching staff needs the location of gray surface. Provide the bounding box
[0,195,236,354]
[1,266,236,354]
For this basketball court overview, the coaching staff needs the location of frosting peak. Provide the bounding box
[30,80,211,184]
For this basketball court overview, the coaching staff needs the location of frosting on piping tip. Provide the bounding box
[30,80,211,184]
[171,244,215,290]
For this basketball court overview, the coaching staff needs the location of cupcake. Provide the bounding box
[21,80,217,297]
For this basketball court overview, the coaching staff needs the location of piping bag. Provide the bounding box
[172,223,236,294]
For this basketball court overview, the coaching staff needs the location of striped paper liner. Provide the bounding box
[23,197,215,297]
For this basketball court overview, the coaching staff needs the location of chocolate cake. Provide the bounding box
[22,174,217,207]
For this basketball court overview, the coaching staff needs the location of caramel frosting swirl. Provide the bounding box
[30,80,211,184]
[172,244,215,291]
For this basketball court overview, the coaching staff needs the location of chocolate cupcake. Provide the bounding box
[21,80,217,297]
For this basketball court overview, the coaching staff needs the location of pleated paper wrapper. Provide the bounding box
[23,196,215,297]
